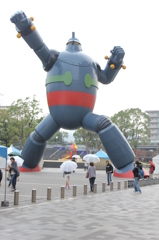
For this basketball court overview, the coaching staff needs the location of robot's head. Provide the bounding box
[66,32,82,52]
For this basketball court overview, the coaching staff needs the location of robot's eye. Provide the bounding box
[67,41,79,45]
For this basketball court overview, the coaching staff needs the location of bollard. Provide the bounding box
[102,182,106,192]
[32,189,36,203]
[61,186,65,199]
[118,181,121,190]
[124,180,128,189]
[110,182,113,191]
[47,187,52,200]
[84,184,87,195]
[73,185,77,197]
[14,190,19,205]
[94,183,97,193]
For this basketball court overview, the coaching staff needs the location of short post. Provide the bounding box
[73,185,77,197]
[124,180,128,189]
[84,184,87,195]
[102,182,106,192]
[32,189,36,203]
[61,186,65,199]
[118,181,121,190]
[110,182,113,191]
[47,187,51,200]
[14,190,19,205]
[94,183,97,193]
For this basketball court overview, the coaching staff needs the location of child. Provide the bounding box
[63,171,71,189]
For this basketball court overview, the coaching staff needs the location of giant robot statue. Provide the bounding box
[10,11,135,172]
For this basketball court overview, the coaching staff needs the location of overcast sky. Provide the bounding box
[1,0,159,139]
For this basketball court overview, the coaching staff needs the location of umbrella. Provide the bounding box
[83,154,100,163]
[60,160,78,172]
[72,155,80,159]
[8,152,22,158]
[95,149,109,159]
[7,156,24,167]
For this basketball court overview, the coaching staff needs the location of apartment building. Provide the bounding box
[146,110,159,144]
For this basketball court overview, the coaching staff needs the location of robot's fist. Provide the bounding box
[110,46,125,64]
[10,11,31,32]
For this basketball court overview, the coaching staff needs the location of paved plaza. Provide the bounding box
[0,168,159,239]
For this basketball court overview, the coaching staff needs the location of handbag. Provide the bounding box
[86,172,89,178]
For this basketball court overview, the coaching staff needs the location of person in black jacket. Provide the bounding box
[106,161,113,185]
[0,169,3,186]
[132,162,141,193]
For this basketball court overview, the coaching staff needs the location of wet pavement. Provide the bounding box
[0,168,159,239]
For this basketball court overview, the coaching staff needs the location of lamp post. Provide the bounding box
[1,119,9,207]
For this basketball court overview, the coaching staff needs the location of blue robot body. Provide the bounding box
[46,55,98,129]
[57,51,95,67]
[10,11,135,171]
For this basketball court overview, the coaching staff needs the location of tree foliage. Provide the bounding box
[0,95,44,147]
[73,128,103,153]
[0,109,19,147]
[48,130,69,144]
[110,108,151,150]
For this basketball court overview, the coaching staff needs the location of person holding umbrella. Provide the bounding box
[86,162,96,192]
[60,160,78,189]
[63,171,71,189]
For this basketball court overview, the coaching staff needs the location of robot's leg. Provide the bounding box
[82,113,135,172]
[22,114,60,168]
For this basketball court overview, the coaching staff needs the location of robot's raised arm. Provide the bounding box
[97,46,126,84]
[10,11,59,71]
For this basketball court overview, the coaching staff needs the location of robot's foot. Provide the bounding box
[21,132,46,169]
[114,162,134,174]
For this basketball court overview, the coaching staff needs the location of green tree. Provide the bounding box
[0,109,19,147]
[9,95,44,147]
[111,108,151,153]
[48,130,69,144]
[73,128,102,153]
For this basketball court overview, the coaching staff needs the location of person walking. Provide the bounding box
[106,160,113,185]
[132,162,141,193]
[87,162,96,192]
[8,164,15,189]
[136,161,144,179]
[63,171,71,189]
[6,157,20,191]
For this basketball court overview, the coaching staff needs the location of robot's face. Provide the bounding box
[66,32,82,52]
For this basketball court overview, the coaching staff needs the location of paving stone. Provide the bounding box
[0,168,159,239]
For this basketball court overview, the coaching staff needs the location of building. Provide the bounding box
[146,110,159,144]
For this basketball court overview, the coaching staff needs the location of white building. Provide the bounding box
[146,110,159,144]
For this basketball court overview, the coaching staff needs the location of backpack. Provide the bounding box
[138,168,144,179]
